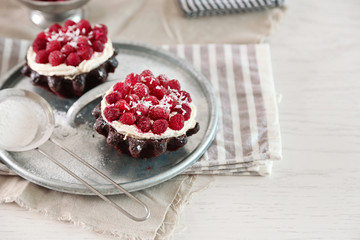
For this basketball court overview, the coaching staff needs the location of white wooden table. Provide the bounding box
[1,0,360,239]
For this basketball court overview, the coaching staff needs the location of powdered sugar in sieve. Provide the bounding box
[0,99,39,148]
[0,89,54,152]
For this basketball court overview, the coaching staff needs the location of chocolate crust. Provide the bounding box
[92,103,200,158]
[21,51,118,98]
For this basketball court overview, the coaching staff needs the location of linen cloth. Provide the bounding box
[0,174,210,240]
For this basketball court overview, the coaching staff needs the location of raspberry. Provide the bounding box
[103,106,121,122]
[113,82,130,96]
[142,76,160,90]
[92,40,104,52]
[152,119,168,135]
[36,32,47,41]
[143,95,159,106]
[105,92,122,105]
[168,114,185,130]
[115,99,131,113]
[60,44,76,56]
[120,112,136,125]
[32,37,47,53]
[46,40,61,52]
[133,104,149,118]
[93,29,107,43]
[166,79,181,91]
[48,50,65,66]
[125,73,140,86]
[177,103,192,121]
[65,53,81,66]
[93,24,108,35]
[125,94,140,105]
[35,50,49,64]
[77,47,94,60]
[48,23,61,33]
[157,74,169,86]
[77,36,91,49]
[132,83,149,99]
[149,106,169,120]
[64,19,76,28]
[136,116,151,132]
[150,86,167,100]
[77,19,92,35]
[140,69,154,78]
[180,90,192,103]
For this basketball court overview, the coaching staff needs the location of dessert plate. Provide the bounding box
[0,42,218,195]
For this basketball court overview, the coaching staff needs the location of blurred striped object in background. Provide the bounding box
[178,0,285,17]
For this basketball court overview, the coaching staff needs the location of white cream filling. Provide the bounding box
[100,88,197,140]
[26,39,114,79]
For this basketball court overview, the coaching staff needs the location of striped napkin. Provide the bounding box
[163,44,282,176]
[0,38,281,176]
[177,0,285,17]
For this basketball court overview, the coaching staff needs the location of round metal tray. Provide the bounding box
[0,42,218,195]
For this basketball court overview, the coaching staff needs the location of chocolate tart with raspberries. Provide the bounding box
[21,19,118,98]
[92,70,200,158]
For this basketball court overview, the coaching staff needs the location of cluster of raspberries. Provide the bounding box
[31,19,108,67]
[103,70,193,135]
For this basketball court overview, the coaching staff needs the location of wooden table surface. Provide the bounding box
[1,0,359,239]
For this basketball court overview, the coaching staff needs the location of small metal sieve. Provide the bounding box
[0,88,150,222]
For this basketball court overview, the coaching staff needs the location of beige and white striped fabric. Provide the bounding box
[164,44,282,176]
[0,37,281,176]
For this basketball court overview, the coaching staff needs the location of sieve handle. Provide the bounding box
[36,138,150,222]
